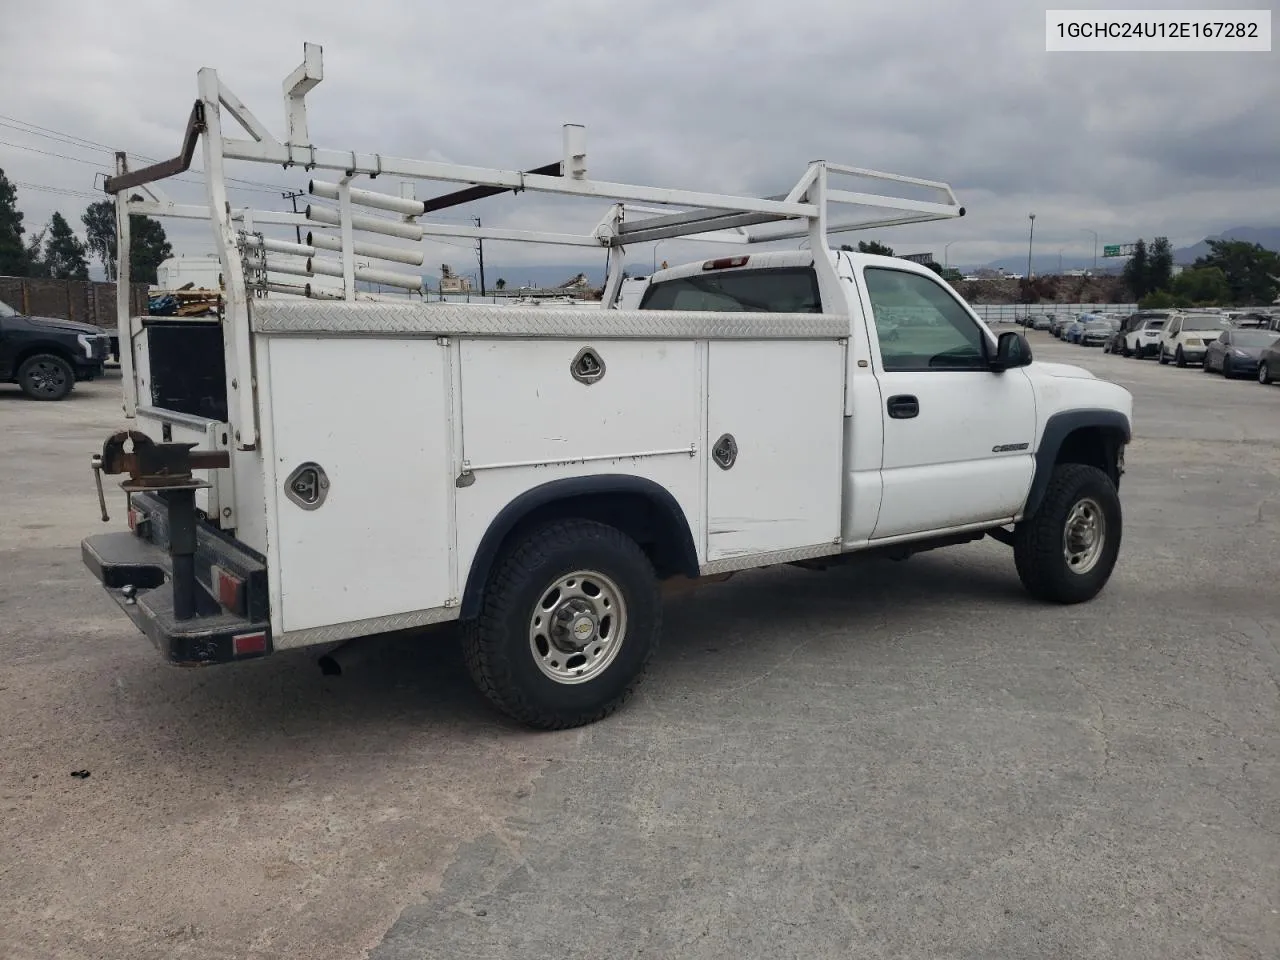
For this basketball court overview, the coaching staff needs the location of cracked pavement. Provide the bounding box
[2,332,1279,959]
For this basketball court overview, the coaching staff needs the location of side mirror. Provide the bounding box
[991,331,1033,371]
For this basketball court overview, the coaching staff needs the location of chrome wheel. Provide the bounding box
[1063,497,1106,575]
[528,569,627,685]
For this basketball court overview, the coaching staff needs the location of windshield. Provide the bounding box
[1183,315,1227,331]
[639,266,822,313]
[0,299,17,319]
[1233,331,1279,348]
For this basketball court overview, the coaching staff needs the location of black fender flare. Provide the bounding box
[460,474,699,619]
[1025,409,1131,518]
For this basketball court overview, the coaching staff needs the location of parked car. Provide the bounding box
[1258,338,1280,384]
[1119,313,1168,358]
[1203,328,1280,378]
[1083,318,1119,347]
[1229,312,1273,330]
[1031,313,1053,331]
[1065,314,1103,344]
[1158,312,1230,367]
[0,298,111,400]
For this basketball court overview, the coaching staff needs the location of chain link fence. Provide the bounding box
[972,303,1138,325]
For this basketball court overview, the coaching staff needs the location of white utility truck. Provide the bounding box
[83,45,1133,729]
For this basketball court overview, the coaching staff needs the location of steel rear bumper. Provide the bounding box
[81,493,272,666]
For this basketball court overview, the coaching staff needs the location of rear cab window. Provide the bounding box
[638,266,822,313]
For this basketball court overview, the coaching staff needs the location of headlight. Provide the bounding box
[76,333,94,357]
[1232,349,1251,359]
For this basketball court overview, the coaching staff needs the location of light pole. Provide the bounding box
[1082,228,1098,273]
[652,240,667,274]
[1058,246,1066,274]
[1026,214,1036,292]
[944,240,957,270]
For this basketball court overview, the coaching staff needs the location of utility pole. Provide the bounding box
[474,217,486,296]
[282,190,304,245]
[1082,228,1098,273]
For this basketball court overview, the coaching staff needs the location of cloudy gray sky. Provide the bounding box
[1,0,1276,275]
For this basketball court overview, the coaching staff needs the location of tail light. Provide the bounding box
[702,256,749,271]
[232,631,267,656]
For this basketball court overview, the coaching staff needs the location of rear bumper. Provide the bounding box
[81,492,272,666]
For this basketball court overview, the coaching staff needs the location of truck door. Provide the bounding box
[855,265,1036,540]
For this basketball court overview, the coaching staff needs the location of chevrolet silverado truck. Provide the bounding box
[79,43,1133,730]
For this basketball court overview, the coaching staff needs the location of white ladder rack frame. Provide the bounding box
[105,41,965,449]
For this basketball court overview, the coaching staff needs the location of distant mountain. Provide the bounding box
[1172,226,1280,264]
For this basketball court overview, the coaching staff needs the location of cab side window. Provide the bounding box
[863,268,988,371]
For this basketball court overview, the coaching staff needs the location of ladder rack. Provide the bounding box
[101,42,965,448]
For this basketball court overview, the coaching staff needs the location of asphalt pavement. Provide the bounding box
[2,335,1278,960]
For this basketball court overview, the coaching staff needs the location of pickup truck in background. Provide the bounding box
[79,43,1135,731]
[0,297,110,400]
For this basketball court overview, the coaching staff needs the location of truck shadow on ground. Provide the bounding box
[121,546,1034,771]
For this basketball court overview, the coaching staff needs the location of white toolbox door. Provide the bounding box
[267,337,454,633]
[705,340,845,562]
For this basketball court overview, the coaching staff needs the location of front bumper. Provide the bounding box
[81,492,272,666]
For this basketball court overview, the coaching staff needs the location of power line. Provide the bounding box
[0,139,109,168]
[0,112,299,192]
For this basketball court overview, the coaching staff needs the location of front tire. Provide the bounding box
[1175,346,1187,368]
[1222,356,1234,378]
[1014,464,1122,605]
[1159,347,1169,365]
[1260,361,1273,385]
[462,519,661,730]
[17,353,75,401]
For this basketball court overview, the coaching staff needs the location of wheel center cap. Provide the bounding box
[571,615,596,643]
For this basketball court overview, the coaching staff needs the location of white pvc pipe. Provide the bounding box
[306,204,423,241]
[263,256,312,278]
[262,280,342,301]
[309,179,426,217]
[305,257,424,291]
[308,231,423,266]
[251,236,315,258]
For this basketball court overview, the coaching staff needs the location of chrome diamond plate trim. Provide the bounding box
[251,301,849,339]
[699,541,844,576]
[275,604,460,649]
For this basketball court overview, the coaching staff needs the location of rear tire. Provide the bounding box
[461,518,661,730]
[17,353,75,401]
[1014,463,1122,605]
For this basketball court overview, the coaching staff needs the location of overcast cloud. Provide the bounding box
[1,0,1276,274]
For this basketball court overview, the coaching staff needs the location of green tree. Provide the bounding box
[1139,290,1189,310]
[939,266,964,282]
[1148,236,1173,293]
[79,198,172,283]
[42,212,89,279]
[1123,238,1149,300]
[1192,239,1280,305]
[857,240,895,257]
[82,200,116,279]
[1171,265,1231,305]
[24,227,48,278]
[0,168,28,275]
